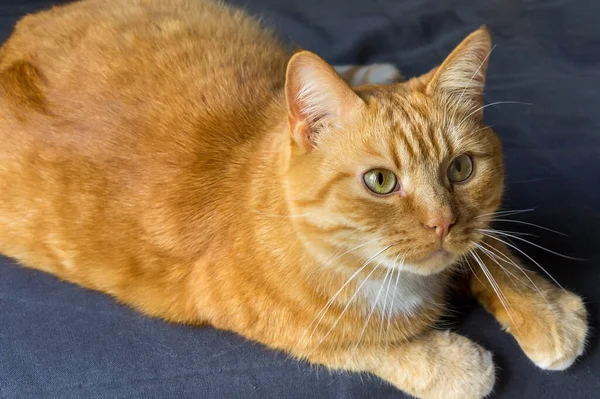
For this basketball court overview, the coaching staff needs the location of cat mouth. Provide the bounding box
[419,248,451,263]
[404,248,458,275]
[381,243,467,274]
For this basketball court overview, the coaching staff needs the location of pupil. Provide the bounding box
[377,172,384,185]
[455,159,462,172]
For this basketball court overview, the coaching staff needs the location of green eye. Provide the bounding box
[447,154,474,182]
[363,169,398,194]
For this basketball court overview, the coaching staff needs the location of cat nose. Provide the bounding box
[422,215,456,238]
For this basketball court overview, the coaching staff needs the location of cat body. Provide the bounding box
[0,0,435,342]
[0,1,588,398]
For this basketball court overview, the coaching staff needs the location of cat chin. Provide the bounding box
[379,251,459,276]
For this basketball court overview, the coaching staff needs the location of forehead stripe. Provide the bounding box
[391,105,419,159]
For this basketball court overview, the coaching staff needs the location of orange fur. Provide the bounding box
[0,1,587,398]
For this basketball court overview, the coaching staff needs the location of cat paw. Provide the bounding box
[334,63,403,86]
[518,290,588,371]
[421,332,496,399]
[361,63,403,85]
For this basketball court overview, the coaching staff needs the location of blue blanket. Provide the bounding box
[1,0,599,397]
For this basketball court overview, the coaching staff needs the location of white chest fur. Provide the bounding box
[356,267,444,317]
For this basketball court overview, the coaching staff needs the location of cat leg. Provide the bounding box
[468,238,588,370]
[302,329,495,399]
[334,64,403,86]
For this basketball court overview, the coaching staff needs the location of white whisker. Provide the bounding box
[456,101,533,131]
[481,233,565,291]
[304,242,401,355]
[482,228,539,238]
[307,261,382,356]
[478,240,547,301]
[378,260,396,339]
[386,256,404,346]
[470,125,494,135]
[478,229,583,260]
[474,242,525,287]
[345,264,390,366]
[476,208,535,219]
[487,218,568,237]
[464,255,487,289]
[298,242,389,350]
[471,249,519,329]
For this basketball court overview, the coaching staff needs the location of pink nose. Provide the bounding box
[423,215,456,238]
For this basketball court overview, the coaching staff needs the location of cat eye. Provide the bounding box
[363,169,398,195]
[447,154,474,182]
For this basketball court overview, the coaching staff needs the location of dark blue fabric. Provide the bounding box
[1,0,599,397]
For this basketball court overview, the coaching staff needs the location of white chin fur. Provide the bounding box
[378,255,457,275]
[356,263,445,317]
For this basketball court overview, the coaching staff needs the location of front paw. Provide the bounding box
[419,332,496,399]
[516,290,588,370]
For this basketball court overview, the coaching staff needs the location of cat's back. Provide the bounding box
[0,0,289,286]
[0,0,289,153]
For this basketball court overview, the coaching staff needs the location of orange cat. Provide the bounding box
[0,0,588,397]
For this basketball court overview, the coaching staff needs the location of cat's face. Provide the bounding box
[284,27,501,275]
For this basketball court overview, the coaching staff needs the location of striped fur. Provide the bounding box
[0,2,587,398]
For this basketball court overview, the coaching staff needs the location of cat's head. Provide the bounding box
[282,27,503,275]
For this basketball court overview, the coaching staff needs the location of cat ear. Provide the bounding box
[285,51,364,152]
[426,26,492,117]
